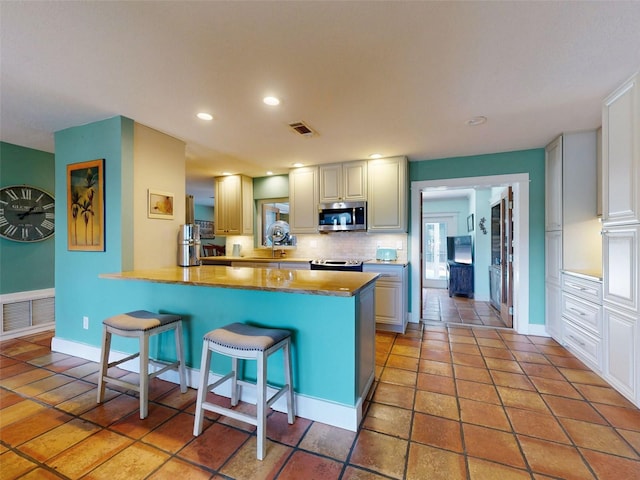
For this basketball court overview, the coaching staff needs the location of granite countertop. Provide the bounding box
[100,265,378,297]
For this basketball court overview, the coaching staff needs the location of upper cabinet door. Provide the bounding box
[289,166,319,234]
[319,161,367,203]
[545,135,563,231]
[368,156,407,233]
[602,72,640,225]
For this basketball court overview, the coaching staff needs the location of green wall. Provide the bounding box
[410,148,546,325]
[0,142,55,294]
[54,116,134,343]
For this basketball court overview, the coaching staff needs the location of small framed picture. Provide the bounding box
[467,214,474,232]
[148,189,174,219]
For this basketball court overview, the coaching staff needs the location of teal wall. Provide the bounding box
[423,197,471,235]
[54,116,135,342]
[194,204,213,222]
[409,148,546,325]
[253,174,288,200]
[0,142,55,294]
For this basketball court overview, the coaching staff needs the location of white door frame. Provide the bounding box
[411,173,530,334]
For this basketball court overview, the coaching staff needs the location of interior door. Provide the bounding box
[500,187,514,327]
[423,214,457,289]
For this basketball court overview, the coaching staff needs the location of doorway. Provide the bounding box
[423,214,457,289]
[410,174,530,334]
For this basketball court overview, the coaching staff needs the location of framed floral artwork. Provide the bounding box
[67,159,105,251]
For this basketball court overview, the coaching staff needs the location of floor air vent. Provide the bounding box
[288,121,317,137]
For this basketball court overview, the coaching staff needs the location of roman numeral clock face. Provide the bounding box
[0,185,55,242]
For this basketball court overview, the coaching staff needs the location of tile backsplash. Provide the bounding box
[225,232,409,262]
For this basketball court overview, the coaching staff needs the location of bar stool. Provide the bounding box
[97,310,187,419]
[193,322,295,460]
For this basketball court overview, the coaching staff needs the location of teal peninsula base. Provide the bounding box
[51,266,378,431]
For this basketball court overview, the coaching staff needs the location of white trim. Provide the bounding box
[51,336,368,431]
[0,288,55,303]
[1,324,54,341]
[411,174,530,334]
[524,323,549,337]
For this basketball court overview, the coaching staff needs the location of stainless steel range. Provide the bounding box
[309,259,364,272]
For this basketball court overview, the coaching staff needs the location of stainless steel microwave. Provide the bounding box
[318,201,367,232]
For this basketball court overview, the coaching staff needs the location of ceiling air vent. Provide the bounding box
[288,121,317,138]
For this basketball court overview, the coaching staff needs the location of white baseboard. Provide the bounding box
[51,336,365,431]
[522,323,549,337]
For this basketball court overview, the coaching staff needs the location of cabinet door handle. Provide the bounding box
[569,307,586,316]
[567,335,586,347]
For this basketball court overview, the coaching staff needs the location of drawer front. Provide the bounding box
[563,320,602,371]
[363,264,404,282]
[562,274,602,304]
[561,293,602,335]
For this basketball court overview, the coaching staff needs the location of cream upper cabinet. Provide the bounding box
[602,72,640,225]
[289,166,318,234]
[319,161,367,203]
[214,175,253,235]
[545,136,563,231]
[367,156,407,232]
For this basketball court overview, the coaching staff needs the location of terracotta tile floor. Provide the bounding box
[423,287,508,328]
[2,326,640,479]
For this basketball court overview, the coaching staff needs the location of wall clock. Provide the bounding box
[0,185,55,242]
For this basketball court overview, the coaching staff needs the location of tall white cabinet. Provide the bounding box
[545,137,564,341]
[601,72,640,407]
[545,130,602,357]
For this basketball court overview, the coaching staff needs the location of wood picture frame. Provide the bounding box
[67,158,105,251]
[148,189,174,219]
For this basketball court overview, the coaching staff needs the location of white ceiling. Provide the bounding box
[2,1,640,206]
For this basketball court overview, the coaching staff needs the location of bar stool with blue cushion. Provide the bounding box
[97,310,187,419]
[193,322,295,460]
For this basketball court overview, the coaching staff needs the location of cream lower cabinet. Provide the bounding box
[363,263,408,333]
[561,273,603,373]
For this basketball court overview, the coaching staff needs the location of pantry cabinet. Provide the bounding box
[544,130,601,345]
[601,71,640,408]
[319,161,367,203]
[367,156,407,233]
[363,263,408,333]
[289,166,319,234]
[214,175,253,235]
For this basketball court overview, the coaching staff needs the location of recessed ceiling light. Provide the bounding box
[266,171,273,175]
[369,153,382,159]
[292,163,304,168]
[222,172,232,176]
[263,96,280,106]
[197,112,213,121]
[466,116,487,126]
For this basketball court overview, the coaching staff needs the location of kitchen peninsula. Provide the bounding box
[97,265,378,430]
